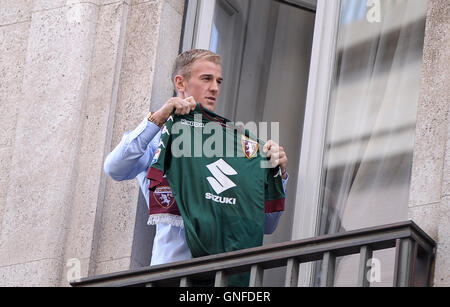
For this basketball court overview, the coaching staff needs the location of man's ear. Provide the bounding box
[174,75,186,95]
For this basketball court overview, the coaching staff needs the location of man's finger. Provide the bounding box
[269,151,280,163]
[267,146,280,156]
[263,140,274,153]
[173,101,181,114]
[185,96,197,110]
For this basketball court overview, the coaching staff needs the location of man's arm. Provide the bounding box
[104,97,197,181]
[104,119,161,181]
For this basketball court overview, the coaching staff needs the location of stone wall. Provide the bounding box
[0,0,449,287]
[408,0,450,287]
[0,0,184,286]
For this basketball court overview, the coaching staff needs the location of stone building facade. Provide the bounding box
[0,0,448,286]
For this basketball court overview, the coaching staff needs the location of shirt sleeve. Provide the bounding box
[263,167,287,234]
[264,212,283,234]
[281,172,289,194]
[264,166,286,213]
[104,118,161,181]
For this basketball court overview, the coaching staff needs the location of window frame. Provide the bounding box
[181,0,217,51]
[290,0,341,286]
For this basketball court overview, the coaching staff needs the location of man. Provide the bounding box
[104,49,288,266]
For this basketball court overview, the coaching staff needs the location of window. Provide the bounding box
[183,0,427,286]
[183,0,316,286]
[299,0,428,286]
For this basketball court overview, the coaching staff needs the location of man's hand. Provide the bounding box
[152,96,196,124]
[263,140,288,179]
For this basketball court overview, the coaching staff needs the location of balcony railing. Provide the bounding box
[70,221,436,287]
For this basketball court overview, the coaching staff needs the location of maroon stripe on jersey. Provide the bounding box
[264,198,285,213]
[149,177,181,215]
[147,167,163,191]
[199,104,230,128]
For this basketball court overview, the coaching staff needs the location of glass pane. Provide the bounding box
[315,0,427,287]
[319,0,428,235]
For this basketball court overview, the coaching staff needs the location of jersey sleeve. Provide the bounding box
[264,166,286,213]
[146,116,174,191]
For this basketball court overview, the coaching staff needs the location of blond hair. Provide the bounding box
[171,49,221,82]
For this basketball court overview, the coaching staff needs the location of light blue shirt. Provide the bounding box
[104,118,288,266]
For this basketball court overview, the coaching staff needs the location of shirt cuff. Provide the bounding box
[281,172,289,194]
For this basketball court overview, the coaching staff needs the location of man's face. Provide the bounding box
[177,59,223,112]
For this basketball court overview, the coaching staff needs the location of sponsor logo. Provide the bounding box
[162,125,170,136]
[205,193,236,205]
[241,135,259,159]
[151,148,161,165]
[181,119,205,128]
[206,159,237,194]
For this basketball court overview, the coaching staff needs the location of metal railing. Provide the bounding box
[71,221,436,287]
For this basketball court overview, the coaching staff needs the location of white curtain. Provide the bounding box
[316,0,428,286]
[319,0,427,234]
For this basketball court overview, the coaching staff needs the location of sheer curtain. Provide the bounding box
[316,0,428,286]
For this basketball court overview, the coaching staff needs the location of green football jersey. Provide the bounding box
[147,103,285,258]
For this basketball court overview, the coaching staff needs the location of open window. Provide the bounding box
[182,0,316,285]
[295,0,428,286]
[173,0,427,286]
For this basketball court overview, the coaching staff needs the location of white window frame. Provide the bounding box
[292,0,341,240]
[291,0,341,286]
[182,0,217,51]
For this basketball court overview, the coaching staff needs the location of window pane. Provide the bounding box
[315,0,427,287]
[319,0,428,236]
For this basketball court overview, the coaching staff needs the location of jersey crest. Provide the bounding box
[241,135,259,159]
[153,185,175,208]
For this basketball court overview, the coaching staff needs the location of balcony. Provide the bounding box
[70,221,436,287]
